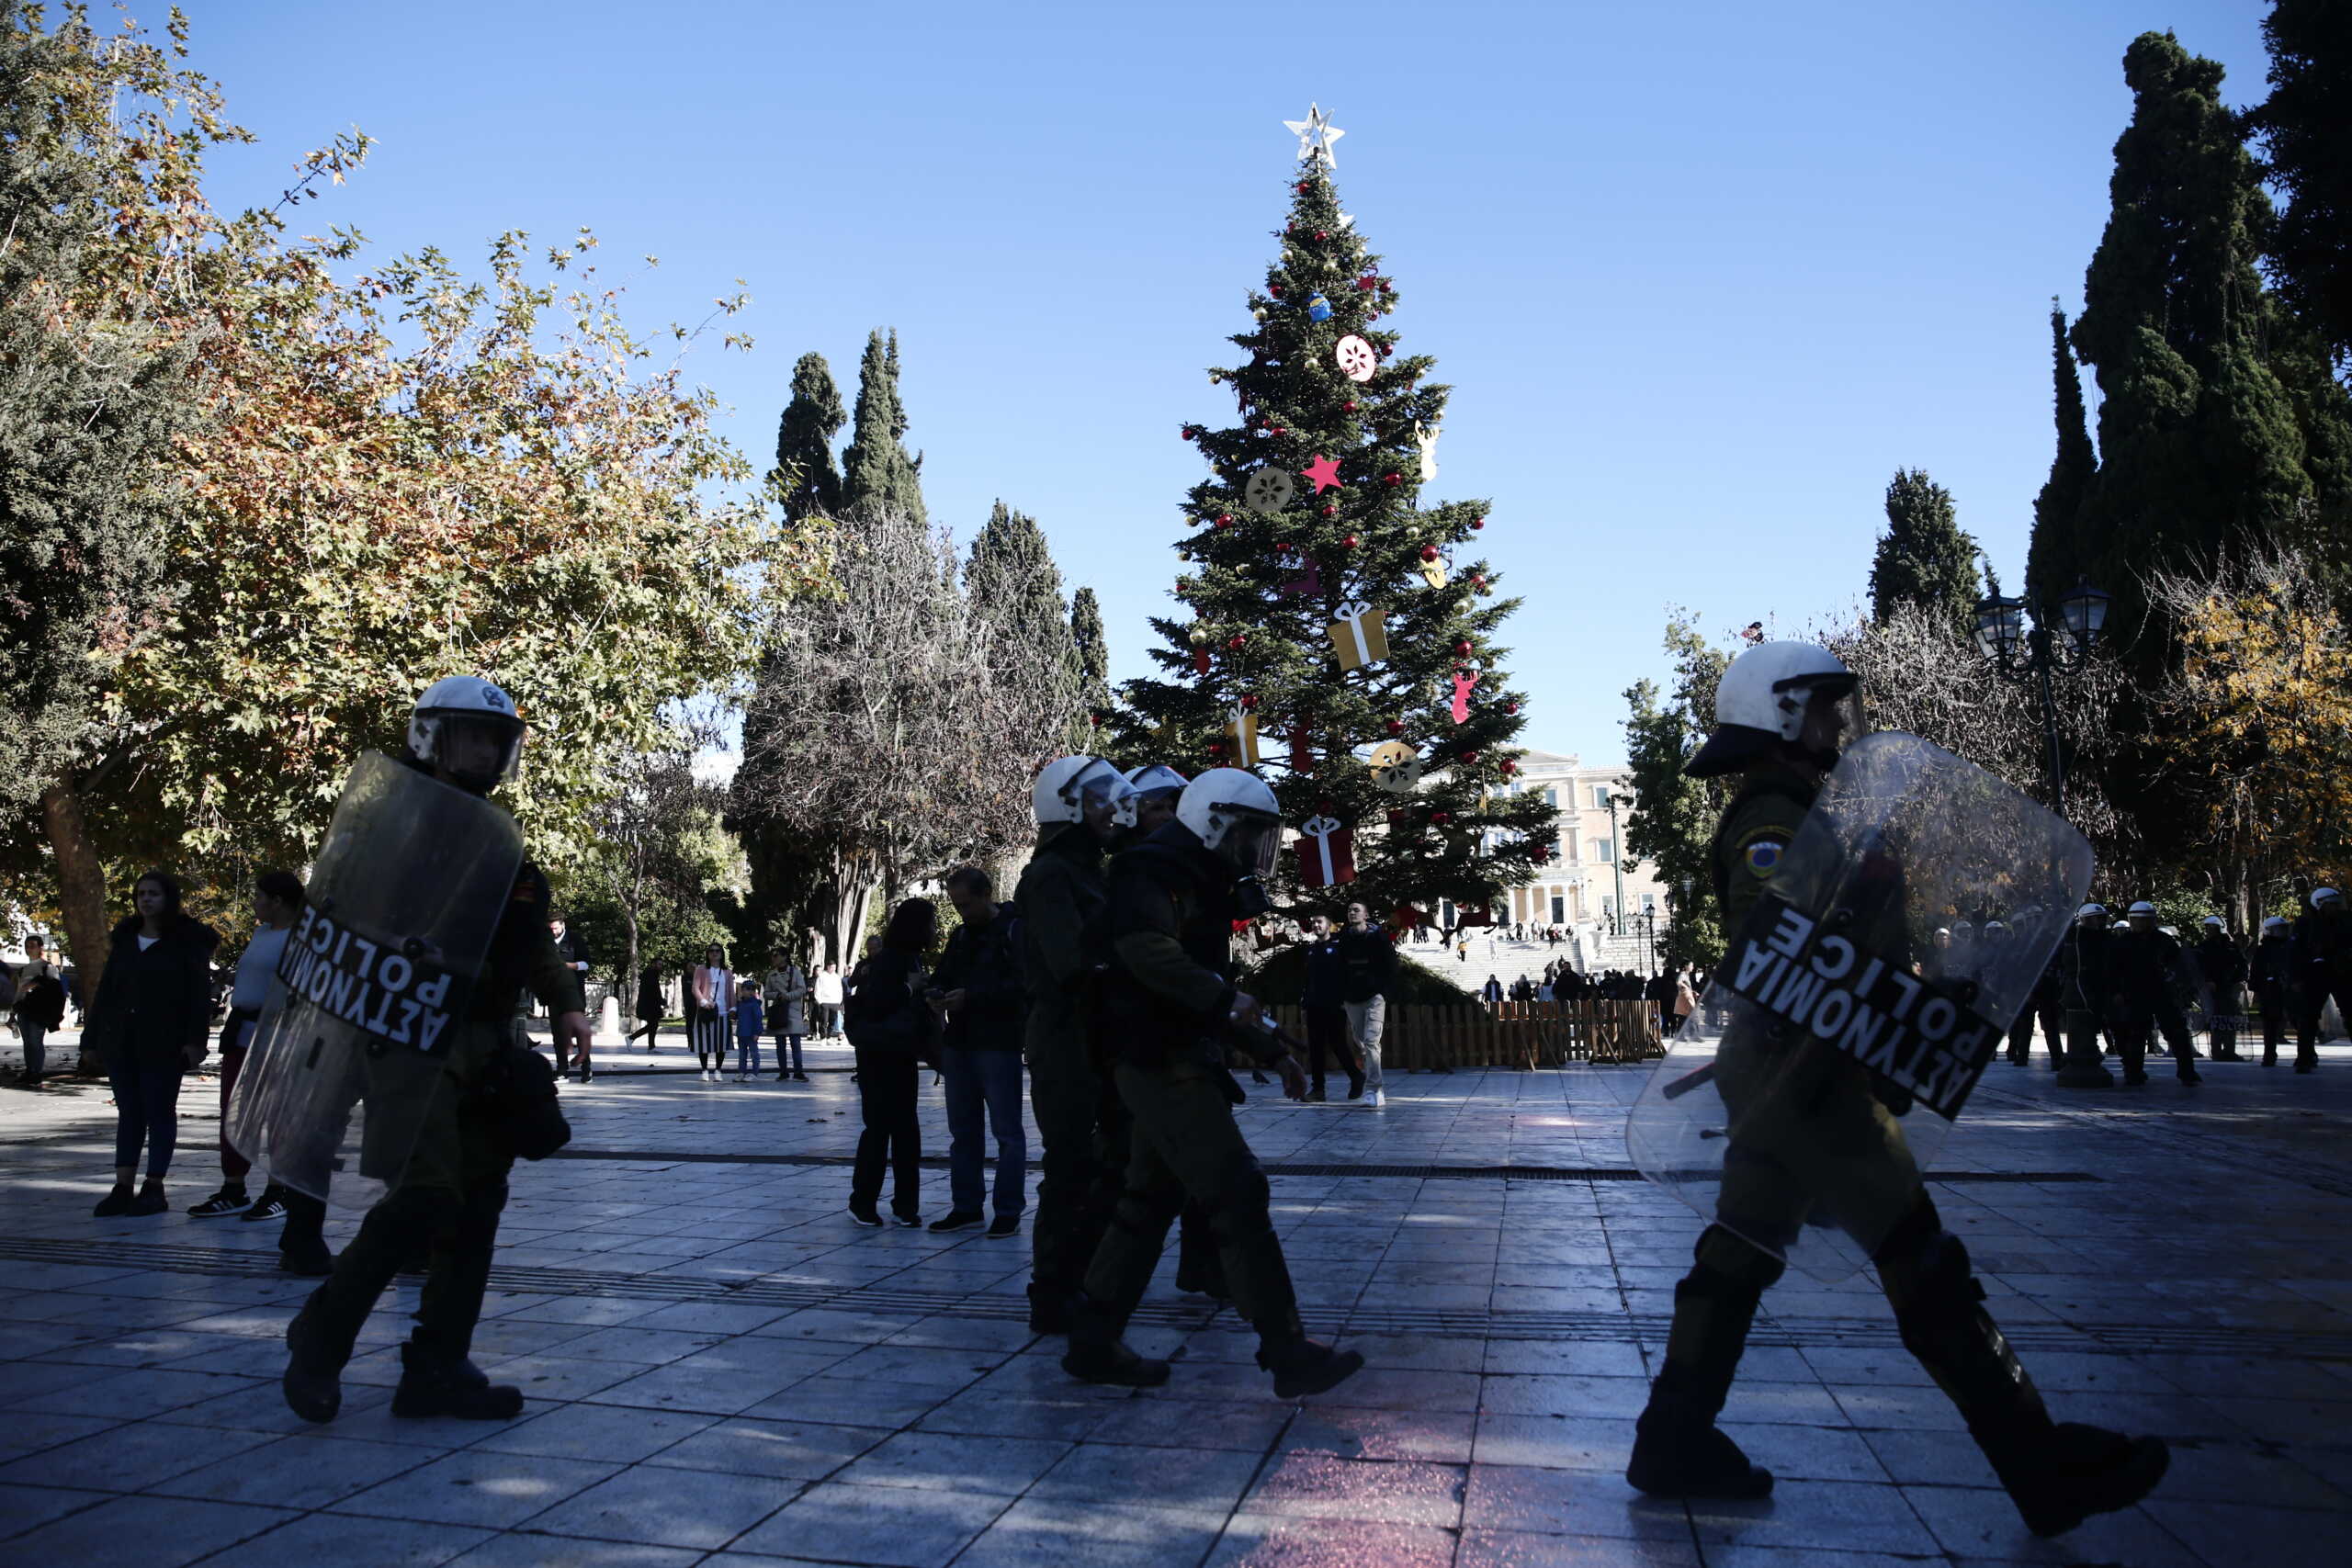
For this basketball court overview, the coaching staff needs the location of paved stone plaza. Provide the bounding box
[0,1035,2347,1567]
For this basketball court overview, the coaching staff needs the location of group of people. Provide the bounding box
[41,646,2214,1542]
[1994,896,2346,1081]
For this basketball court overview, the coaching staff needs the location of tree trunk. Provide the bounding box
[39,780,111,1075]
[621,907,641,1025]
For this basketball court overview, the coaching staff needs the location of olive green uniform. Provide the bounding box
[291,861,581,1373]
[1016,825,1126,1319]
[1633,756,2167,1536]
[1077,823,1303,1347]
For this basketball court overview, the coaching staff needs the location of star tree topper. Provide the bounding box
[1283,103,1346,168]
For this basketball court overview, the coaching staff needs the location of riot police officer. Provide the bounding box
[280,678,589,1424]
[2292,887,2351,1074]
[2252,915,2297,1066]
[1064,769,1363,1399]
[1015,756,1136,1332]
[1997,923,2064,1068]
[1627,642,2166,1539]
[2060,904,2117,1071]
[2110,902,2199,1085]
[2190,916,2246,1062]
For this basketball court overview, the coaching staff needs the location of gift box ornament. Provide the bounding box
[1327,600,1388,671]
[1294,813,1357,887]
[1224,704,1261,769]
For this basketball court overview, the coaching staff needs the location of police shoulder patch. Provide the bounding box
[1737,831,1786,878]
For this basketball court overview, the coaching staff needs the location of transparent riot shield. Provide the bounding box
[1624,732,2092,1280]
[226,753,523,1213]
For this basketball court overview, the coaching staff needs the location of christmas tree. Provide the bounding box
[1113,106,1556,928]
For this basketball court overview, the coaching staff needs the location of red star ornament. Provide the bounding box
[1299,454,1344,494]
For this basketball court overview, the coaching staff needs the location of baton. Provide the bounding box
[1660,1061,1715,1100]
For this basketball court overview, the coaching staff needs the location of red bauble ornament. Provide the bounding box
[1419,546,1440,562]
[1383,472,1402,487]
[1385,718,1405,735]
[1269,425,1286,435]
[1341,533,1359,547]
[1461,750,1481,764]
[1506,702,1521,716]
[1472,572,1488,589]
[1472,516,1487,530]
[1217,513,1234,525]
[1499,760,1519,776]
[1342,400,1358,412]
[1431,810,1453,826]
[1226,635,1247,651]
[1295,181,1311,193]
[1453,639,1474,658]
[1532,845,1551,863]
[1180,424,1193,440]
[1269,284,1284,297]
[1208,741,1227,757]
[1321,504,1337,517]
[1239,694,1259,710]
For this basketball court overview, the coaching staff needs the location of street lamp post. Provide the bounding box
[1604,789,1627,937]
[1972,578,2112,1088]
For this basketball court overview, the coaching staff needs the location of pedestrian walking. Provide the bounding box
[83,871,220,1217]
[10,935,65,1088]
[927,866,1027,1238]
[814,963,845,1038]
[548,912,592,1078]
[843,899,939,1227]
[2191,916,2247,1061]
[1299,914,1362,1102]
[1061,769,1362,1398]
[628,965,666,1050]
[1628,639,2165,1539]
[278,675,586,1426]
[763,950,810,1081]
[1015,755,1136,1331]
[2252,916,2296,1066]
[190,872,303,1219]
[2292,887,2351,1074]
[732,973,765,1081]
[2110,902,2199,1085]
[690,945,732,1082]
[1340,899,1398,1097]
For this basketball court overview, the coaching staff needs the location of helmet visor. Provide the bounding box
[1076,765,1139,829]
[1780,677,1867,761]
[1216,810,1283,878]
[427,712,523,788]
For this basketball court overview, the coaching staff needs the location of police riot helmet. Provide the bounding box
[1952,920,1975,942]
[2076,903,2108,923]
[408,676,526,794]
[1685,641,1865,778]
[2200,915,2226,931]
[1176,768,1283,876]
[2263,915,2290,935]
[1033,756,1136,829]
[1982,919,2010,941]
[2126,901,2158,921]
[1125,764,1189,804]
[2313,887,2344,911]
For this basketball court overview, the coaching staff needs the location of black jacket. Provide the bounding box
[1334,927,1397,1004]
[553,927,593,982]
[2191,934,2246,991]
[85,916,220,1070]
[1096,821,1272,1067]
[932,906,1026,1051]
[2107,927,2185,1002]
[1301,936,1345,1009]
[845,949,936,1055]
[2294,908,2352,987]
[2251,935,2297,1004]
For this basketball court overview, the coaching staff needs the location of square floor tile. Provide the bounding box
[833,1430,1070,1495]
[230,1512,492,1567]
[1243,1451,1466,1529]
[149,1432,431,1510]
[522,1463,802,1550]
[729,1482,1008,1568]
[331,1450,626,1529]
[0,1494,293,1568]
[640,1416,895,1481]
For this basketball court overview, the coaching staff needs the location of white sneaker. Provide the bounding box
[1368,1089,1385,1108]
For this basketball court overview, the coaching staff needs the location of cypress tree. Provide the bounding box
[2070,31,2310,644]
[773,351,844,521]
[965,501,1085,750]
[2025,301,2098,609]
[2248,0,2352,367]
[1070,585,1113,728]
[1868,468,1978,634]
[1115,129,1557,924]
[840,329,925,525]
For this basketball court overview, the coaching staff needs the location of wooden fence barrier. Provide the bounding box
[1266,999,1667,1071]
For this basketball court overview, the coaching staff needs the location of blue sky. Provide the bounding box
[179,0,2274,763]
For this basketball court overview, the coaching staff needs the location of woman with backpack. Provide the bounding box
[843,899,941,1227]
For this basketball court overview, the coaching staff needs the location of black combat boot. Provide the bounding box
[1885,1223,2168,1537]
[1060,1297,1170,1388]
[1626,1225,1780,1500]
[391,1342,525,1420]
[281,1310,343,1425]
[1256,1335,1364,1399]
[1026,1280,1074,1334]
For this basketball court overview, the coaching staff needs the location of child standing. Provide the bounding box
[732,976,765,1083]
